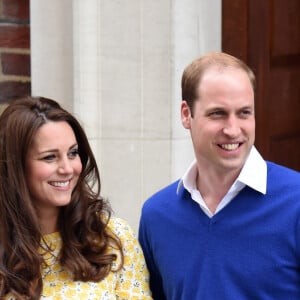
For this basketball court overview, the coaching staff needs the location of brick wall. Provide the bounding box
[0,0,30,111]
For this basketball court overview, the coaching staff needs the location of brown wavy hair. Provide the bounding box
[0,96,123,299]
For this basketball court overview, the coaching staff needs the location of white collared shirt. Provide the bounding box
[177,146,267,218]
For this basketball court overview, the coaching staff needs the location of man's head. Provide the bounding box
[181,52,256,176]
[181,52,255,116]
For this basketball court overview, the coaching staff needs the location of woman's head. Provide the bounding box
[0,96,99,230]
[25,120,82,231]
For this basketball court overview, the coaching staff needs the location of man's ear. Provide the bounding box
[181,101,192,129]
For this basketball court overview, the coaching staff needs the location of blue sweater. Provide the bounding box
[139,162,300,300]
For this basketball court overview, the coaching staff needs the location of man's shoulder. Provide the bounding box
[266,161,300,192]
[142,180,181,210]
[267,161,300,180]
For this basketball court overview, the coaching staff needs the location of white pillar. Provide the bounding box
[30,0,73,111]
[72,0,101,157]
[171,0,222,180]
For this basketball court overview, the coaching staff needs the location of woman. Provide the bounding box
[0,97,152,299]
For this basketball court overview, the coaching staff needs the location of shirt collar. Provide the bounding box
[237,146,267,194]
[177,146,267,195]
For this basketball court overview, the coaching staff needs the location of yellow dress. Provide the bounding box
[7,218,152,300]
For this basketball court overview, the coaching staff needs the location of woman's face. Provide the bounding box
[25,121,82,218]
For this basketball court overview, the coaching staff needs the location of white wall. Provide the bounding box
[30,0,74,111]
[30,0,221,230]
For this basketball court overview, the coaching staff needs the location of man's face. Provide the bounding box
[181,66,255,177]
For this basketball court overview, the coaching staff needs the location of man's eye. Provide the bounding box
[240,110,252,117]
[209,111,225,117]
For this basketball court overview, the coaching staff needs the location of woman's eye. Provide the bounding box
[42,154,56,161]
[69,149,79,158]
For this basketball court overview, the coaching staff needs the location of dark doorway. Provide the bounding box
[222,0,300,171]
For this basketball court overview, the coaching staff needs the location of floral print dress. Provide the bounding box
[6,218,152,300]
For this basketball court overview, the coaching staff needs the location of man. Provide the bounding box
[138,52,300,299]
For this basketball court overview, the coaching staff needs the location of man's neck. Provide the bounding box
[196,168,240,214]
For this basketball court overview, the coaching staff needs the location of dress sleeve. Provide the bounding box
[109,218,153,300]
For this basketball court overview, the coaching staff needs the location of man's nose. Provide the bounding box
[222,117,241,137]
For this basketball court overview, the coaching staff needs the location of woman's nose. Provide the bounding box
[58,158,73,173]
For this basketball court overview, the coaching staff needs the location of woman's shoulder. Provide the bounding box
[106,217,142,268]
[107,217,136,239]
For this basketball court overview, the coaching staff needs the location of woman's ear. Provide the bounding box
[181,101,192,129]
